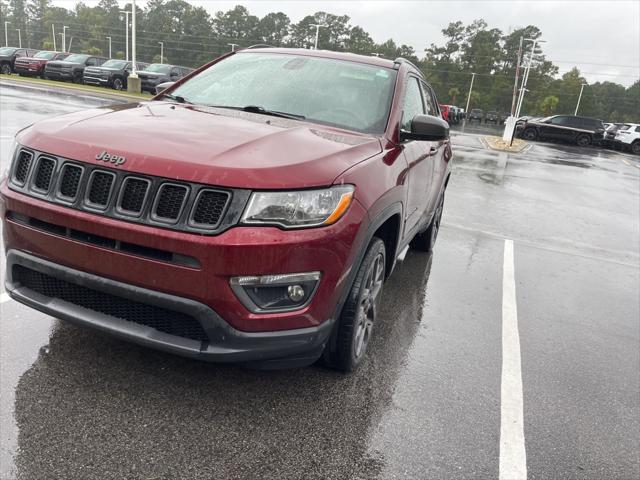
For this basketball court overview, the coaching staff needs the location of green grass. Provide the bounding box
[0,73,152,100]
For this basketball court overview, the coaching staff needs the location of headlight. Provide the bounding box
[1,138,17,182]
[241,185,354,228]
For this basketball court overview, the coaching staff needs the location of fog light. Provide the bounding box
[230,272,321,313]
[287,285,305,302]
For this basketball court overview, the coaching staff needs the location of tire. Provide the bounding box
[631,141,640,155]
[576,133,591,147]
[410,194,444,252]
[522,128,538,141]
[72,73,83,84]
[0,63,11,75]
[324,237,386,372]
[112,77,124,91]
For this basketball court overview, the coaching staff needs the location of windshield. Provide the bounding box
[144,64,172,74]
[64,54,89,63]
[102,60,128,69]
[34,51,56,60]
[0,47,17,56]
[169,53,397,134]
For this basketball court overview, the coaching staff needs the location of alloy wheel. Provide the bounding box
[353,252,384,358]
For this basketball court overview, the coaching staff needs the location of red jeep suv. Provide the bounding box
[1,48,452,371]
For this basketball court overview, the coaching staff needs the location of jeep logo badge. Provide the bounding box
[95,150,126,166]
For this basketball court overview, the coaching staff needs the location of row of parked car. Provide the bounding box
[0,46,193,93]
[514,115,640,153]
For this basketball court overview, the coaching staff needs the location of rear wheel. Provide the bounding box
[630,141,640,155]
[522,128,538,141]
[410,194,444,253]
[0,63,11,75]
[324,237,386,372]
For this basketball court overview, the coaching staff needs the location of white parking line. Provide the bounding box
[499,239,527,480]
[0,292,11,304]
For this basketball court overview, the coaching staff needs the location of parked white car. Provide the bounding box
[614,123,640,154]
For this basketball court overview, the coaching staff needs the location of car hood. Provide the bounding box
[17,102,383,189]
[138,71,166,78]
[46,60,82,68]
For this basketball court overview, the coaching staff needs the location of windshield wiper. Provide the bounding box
[204,104,305,120]
[162,94,191,104]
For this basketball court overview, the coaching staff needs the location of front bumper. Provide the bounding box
[14,64,43,75]
[83,75,109,86]
[6,250,333,366]
[44,70,73,80]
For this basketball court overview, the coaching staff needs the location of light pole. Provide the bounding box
[120,9,131,61]
[106,36,112,58]
[574,83,588,115]
[227,43,239,52]
[515,38,545,118]
[52,24,56,51]
[158,41,164,63]
[4,21,9,47]
[67,36,73,52]
[15,28,21,48]
[310,23,324,50]
[463,72,476,126]
[126,0,140,93]
[510,36,523,116]
[62,25,69,52]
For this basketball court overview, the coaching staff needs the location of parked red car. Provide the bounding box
[439,103,451,123]
[1,48,452,371]
[14,51,69,78]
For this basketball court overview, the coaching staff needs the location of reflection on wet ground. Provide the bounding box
[11,253,433,480]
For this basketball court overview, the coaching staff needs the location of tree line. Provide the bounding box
[1,0,638,122]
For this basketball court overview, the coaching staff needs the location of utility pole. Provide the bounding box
[464,72,476,126]
[15,28,21,48]
[574,83,588,115]
[62,25,68,52]
[227,43,239,52]
[52,24,56,51]
[106,36,112,58]
[310,23,324,50]
[510,36,523,116]
[67,36,73,53]
[120,10,131,61]
[158,41,164,62]
[127,0,141,93]
[4,21,9,47]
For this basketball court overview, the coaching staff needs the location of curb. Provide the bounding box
[0,78,145,104]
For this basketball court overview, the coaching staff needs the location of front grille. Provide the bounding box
[154,184,188,221]
[119,178,149,214]
[87,171,115,207]
[192,190,229,227]
[13,265,209,342]
[33,157,56,192]
[7,148,240,234]
[13,150,33,186]
[59,164,83,199]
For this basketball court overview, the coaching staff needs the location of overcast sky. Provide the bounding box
[53,0,639,86]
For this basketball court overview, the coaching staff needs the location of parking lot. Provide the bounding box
[0,84,639,479]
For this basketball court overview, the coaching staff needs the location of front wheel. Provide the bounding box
[324,237,386,372]
[72,73,83,84]
[576,133,591,147]
[631,141,640,155]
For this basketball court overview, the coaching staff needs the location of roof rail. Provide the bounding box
[245,44,275,50]
[393,57,424,77]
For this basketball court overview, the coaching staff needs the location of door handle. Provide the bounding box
[429,146,438,156]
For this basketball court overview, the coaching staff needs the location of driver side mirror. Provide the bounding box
[400,114,449,142]
[155,81,175,95]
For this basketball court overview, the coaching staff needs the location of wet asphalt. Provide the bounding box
[0,83,639,480]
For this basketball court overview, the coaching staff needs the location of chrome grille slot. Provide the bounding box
[32,157,56,192]
[153,184,188,222]
[86,171,115,208]
[12,150,33,186]
[191,190,229,228]
[118,177,150,215]
[58,164,83,199]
